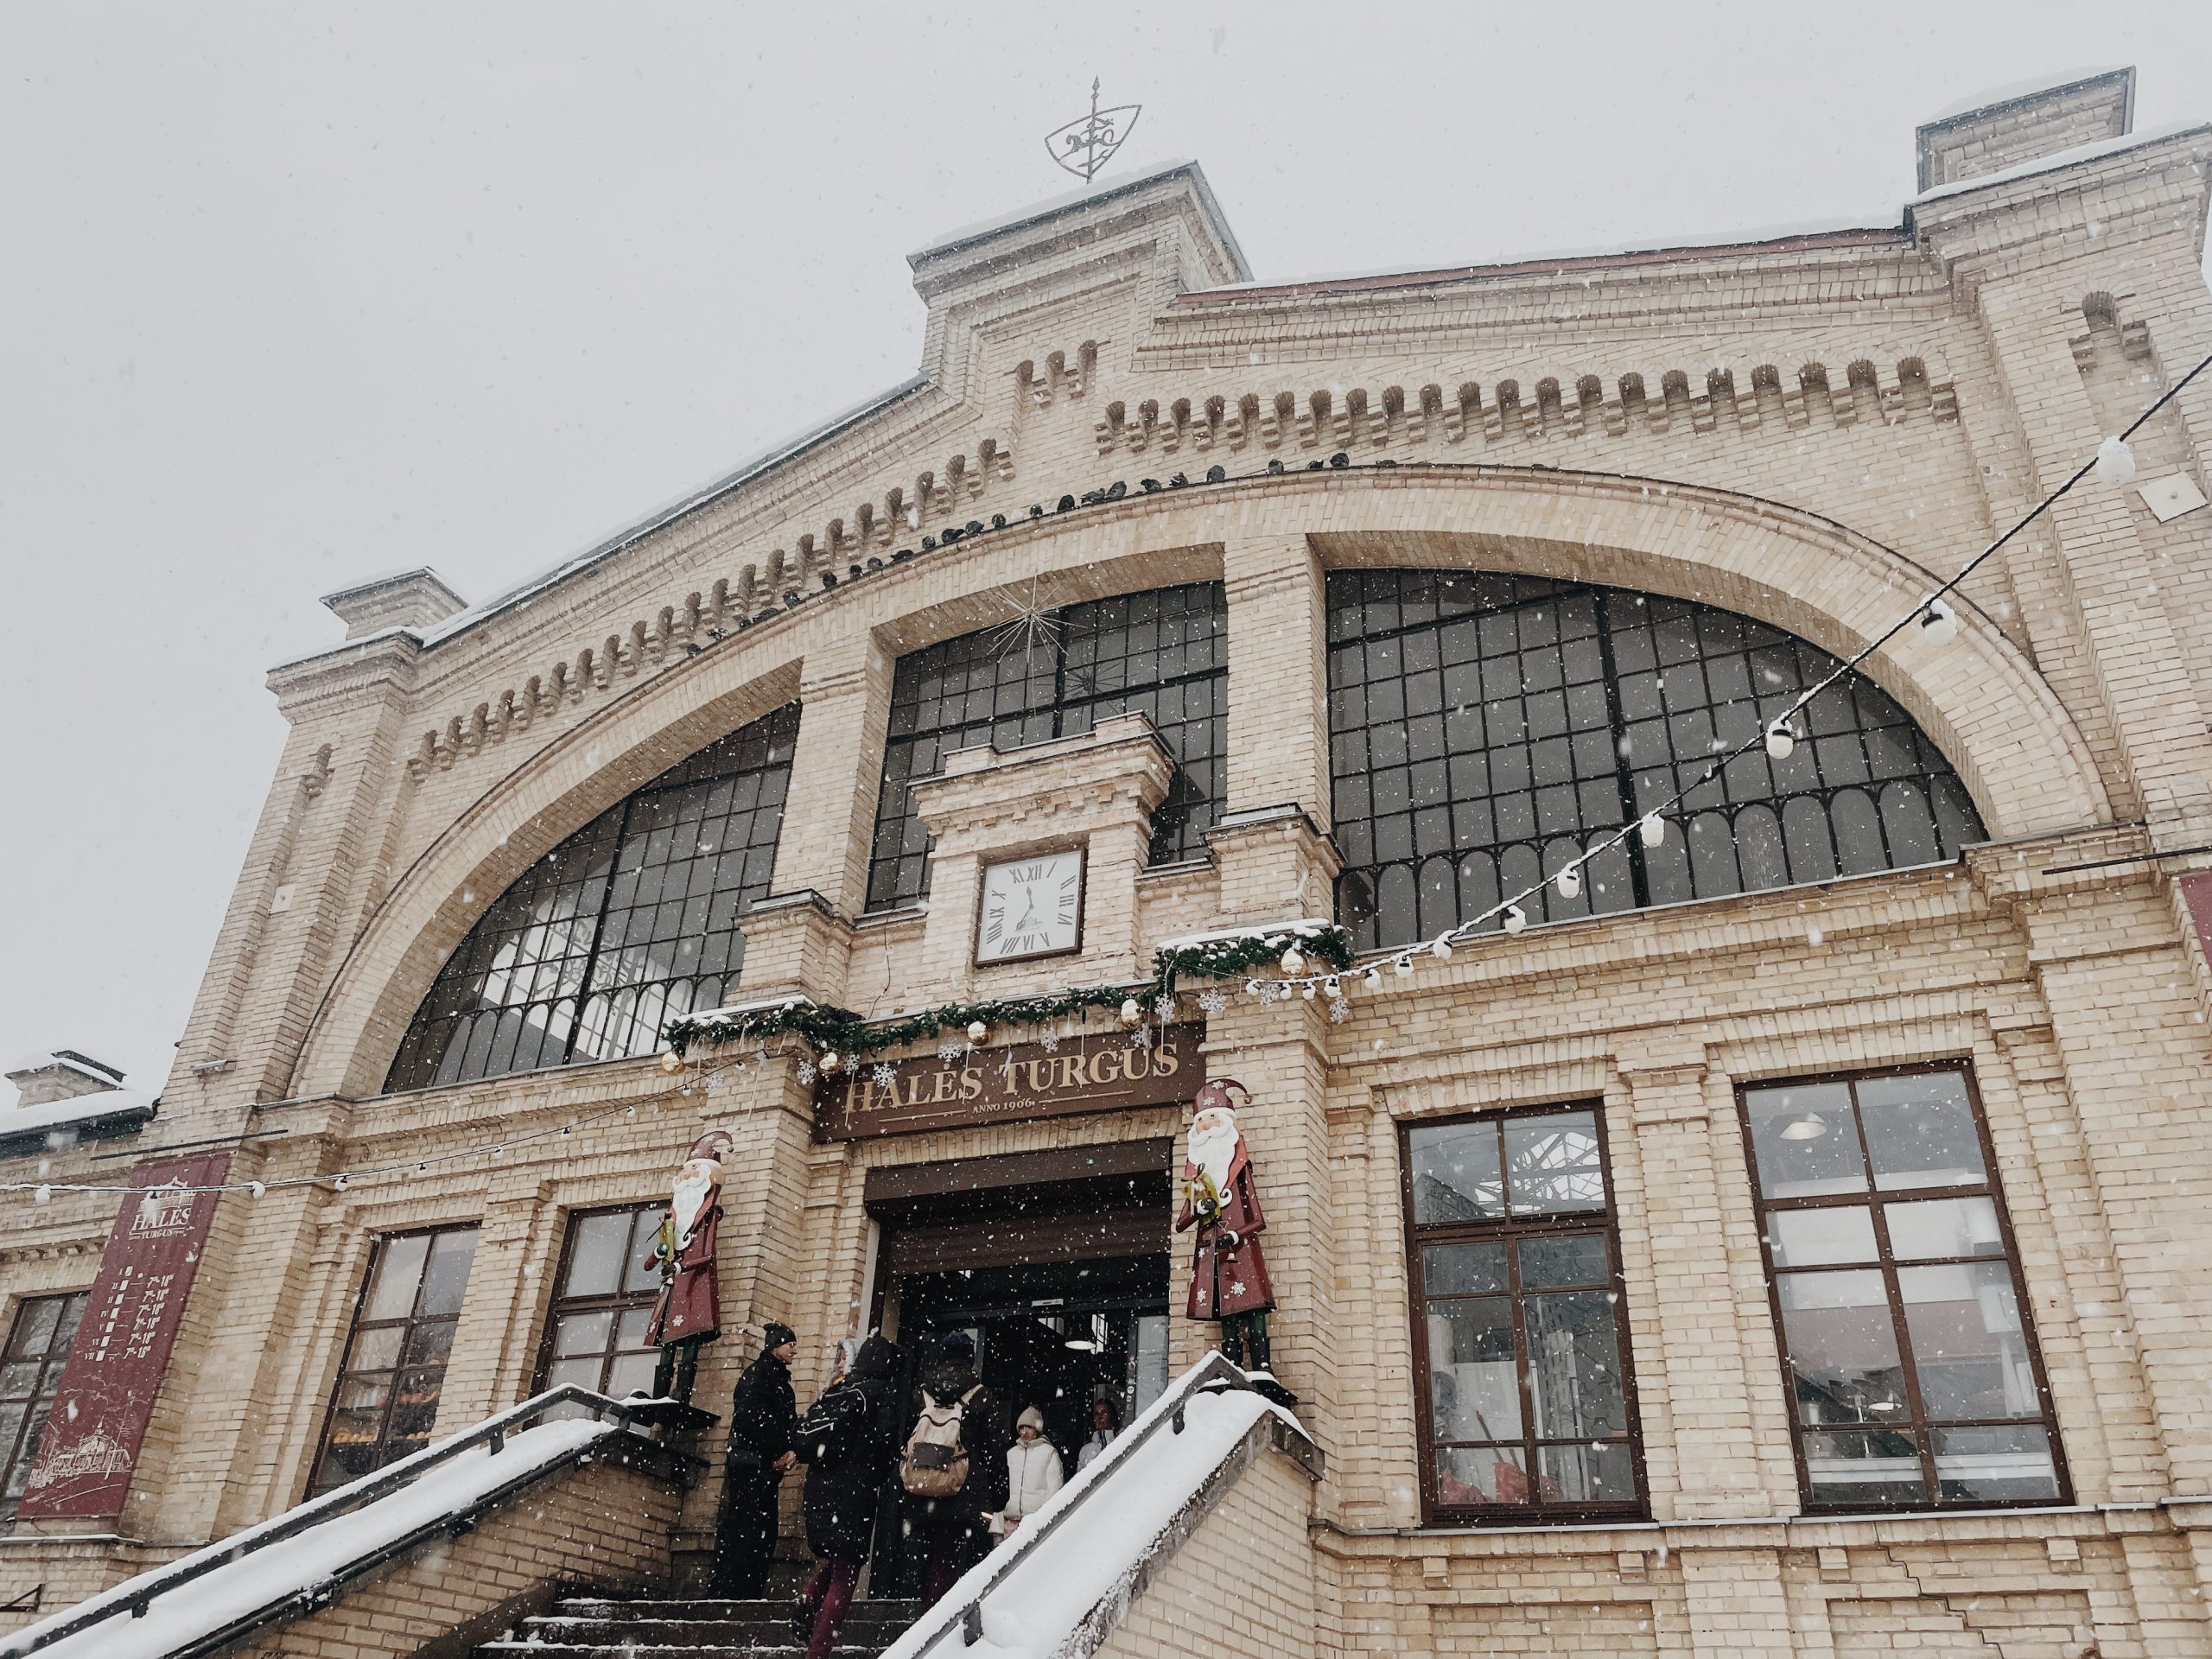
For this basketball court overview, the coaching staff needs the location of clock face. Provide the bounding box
[977,850,1084,963]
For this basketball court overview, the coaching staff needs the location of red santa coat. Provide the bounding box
[1174,1143,1276,1319]
[643,1196,722,1347]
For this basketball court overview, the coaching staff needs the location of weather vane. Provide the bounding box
[1046,79,1140,183]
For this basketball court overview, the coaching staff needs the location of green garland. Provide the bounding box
[663,923,1354,1060]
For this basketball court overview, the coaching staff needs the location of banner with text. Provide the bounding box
[816,1026,1204,1139]
[19,1152,231,1520]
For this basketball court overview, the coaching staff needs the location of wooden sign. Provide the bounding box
[20,1152,230,1519]
[816,1026,1204,1140]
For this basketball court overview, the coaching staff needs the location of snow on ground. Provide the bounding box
[10,1419,613,1659]
[881,1370,1283,1659]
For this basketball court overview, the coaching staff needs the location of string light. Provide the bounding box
[1503,906,1529,934]
[1764,720,1797,760]
[1394,956,1415,977]
[1430,939,1453,963]
[1919,598,1958,648]
[2094,434,2136,487]
[1638,813,1667,849]
[1554,867,1582,899]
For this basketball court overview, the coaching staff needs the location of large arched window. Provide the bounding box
[867,582,1226,910]
[1328,572,1982,951]
[385,703,799,1091]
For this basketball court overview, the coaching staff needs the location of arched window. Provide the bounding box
[1327,572,1982,951]
[867,582,1226,910]
[385,704,799,1091]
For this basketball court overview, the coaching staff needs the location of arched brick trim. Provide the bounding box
[295,467,2104,1101]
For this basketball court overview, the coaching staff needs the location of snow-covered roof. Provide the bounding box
[0,1089,155,1143]
[12,1418,613,1659]
[883,1365,1304,1659]
[395,374,929,652]
[909,158,1250,282]
[7,1051,124,1087]
[1925,66,2130,126]
[1911,120,2210,206]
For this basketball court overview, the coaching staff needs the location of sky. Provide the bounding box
[5,1,2212,1097]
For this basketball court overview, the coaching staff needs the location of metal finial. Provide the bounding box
[1046,79,1140,183]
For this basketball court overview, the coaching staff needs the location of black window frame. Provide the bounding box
[1738,1062,2070,1515]
[309,1225,480,1496]
[0,1291,89,1521]
[387,702,801,1092]
[1401,1101,1648,1526]
[866,582,1228,911]
[531,1205,664,1405]
[1325,570,1985,951]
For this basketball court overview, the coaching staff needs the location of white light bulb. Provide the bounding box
[333,1173,350,1192]
[32,1185,51,1205]
[1300,983,1316,1000]
[1555,867,1582,899]
[1503,906,1529,934]
[1764,721,1796,760]
[1638,812,1667,848]
[248,1180,268,1198]
[2094,434,2136,488]
[1394,957,1414,977]
[1280,947,1305,975]
[1431,938,1453,963]
[1919,598,1957,648]
[1362,968,1382,989]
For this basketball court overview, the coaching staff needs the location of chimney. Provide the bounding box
[321,568,468,639]
[7,1050,125,1108]
[1916,67,2135,194]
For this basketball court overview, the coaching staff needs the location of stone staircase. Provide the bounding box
[474,1595,924,1658]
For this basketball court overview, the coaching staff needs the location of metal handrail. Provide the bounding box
[900,1351,1262,1658]
[3,1384,658,1658]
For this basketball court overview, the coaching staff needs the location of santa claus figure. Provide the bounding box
[1175,1079,1276,1374]
[642,1128,732,1402]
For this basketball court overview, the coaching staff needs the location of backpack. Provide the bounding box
[795,1380,865,1466]
[899,1383,981,1497]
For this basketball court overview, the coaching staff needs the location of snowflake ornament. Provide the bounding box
[1256,982,1281,1009]
[1131,1024,1154,1050]
[937,1039,972,1064]
[796,1059,817,1086]
[1153,993,1178,1022]
[1039,1030,1061,1053]
[1197,988,1227,1015]
[1327,995,1351,1024]
[870,1064,897,1090]
[703,1071,725,1096]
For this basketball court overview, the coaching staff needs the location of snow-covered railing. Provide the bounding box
[885,1353,1320,1659]
[3,1385,678,1659]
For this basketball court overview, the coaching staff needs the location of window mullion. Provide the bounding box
[1591,590,1653,908]
[560,794,636,1067]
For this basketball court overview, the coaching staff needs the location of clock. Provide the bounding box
[976,849,1085,964]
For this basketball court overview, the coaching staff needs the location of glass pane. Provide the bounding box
[365,1235,431,1322]
[1931,1425,2060,1501]
[1519,1234,1610,1289]
[346,1325,404,1373]
[1802,1426,1926,1504]
[1503,1111,1605,1214]
[0,1363,41,1402]
[616,1306,654,1348]
[1536,1440,1637,1504]
[388,1368,447,1440]
[553,1310,615,1359]
[544,1357,601,1391]
[1745,1083,1866,1198]
[418,1230,479,1318]
[1858,1072,1986,1190]
[1885,1197,2004,1261]
[1408,1121,1503,1222]
[12,1300,61,1358]
[1436,1444,1530,1506]
[604,1351,658,1401]
[51,1295,86,1351]
[563,1212,632,1299]
[1425,1298,1522,1442]
[404,1319,457,1368]
[1766,1207,1877,1268]
[1898,1262,2041,1421]
[1524,1290,1628,1439]
[622,1211,664,1294]
[1777,1270,1907,1425]
[1423,1242,1508,1296]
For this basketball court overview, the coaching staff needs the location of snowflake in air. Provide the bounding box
[871,1064,897,1090]
[1198,988,1227,1015]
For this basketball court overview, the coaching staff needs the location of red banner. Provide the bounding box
[18,1153,230,1519]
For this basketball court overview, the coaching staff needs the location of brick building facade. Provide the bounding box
[4,67,2212,1657]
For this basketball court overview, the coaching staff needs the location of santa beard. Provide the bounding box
[1187,1116,1240,1202]
[671,1164,719,1236]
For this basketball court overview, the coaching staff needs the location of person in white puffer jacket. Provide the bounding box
[992,1406,1065,1541]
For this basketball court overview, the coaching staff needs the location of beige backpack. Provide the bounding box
[899,1383,981,1498]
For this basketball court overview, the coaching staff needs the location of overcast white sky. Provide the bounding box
[5,2,2211,1096]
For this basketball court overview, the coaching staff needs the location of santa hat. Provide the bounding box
[687,1128,734,1166]
[1192,1079,1246,1117]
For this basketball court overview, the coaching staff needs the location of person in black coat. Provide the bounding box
[905,1330,1012,1607]
[710,1322,799,1598]
[791,1334,902,1659]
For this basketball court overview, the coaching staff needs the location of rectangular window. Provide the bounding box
[535,1206,663,1409]
[1740,1065,2067,1511]
[311,1227,479,1495]
[0,1292,89,1520]
[1403,1105,1643,1522]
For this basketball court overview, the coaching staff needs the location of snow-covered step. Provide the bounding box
[475,1596,920,1659]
